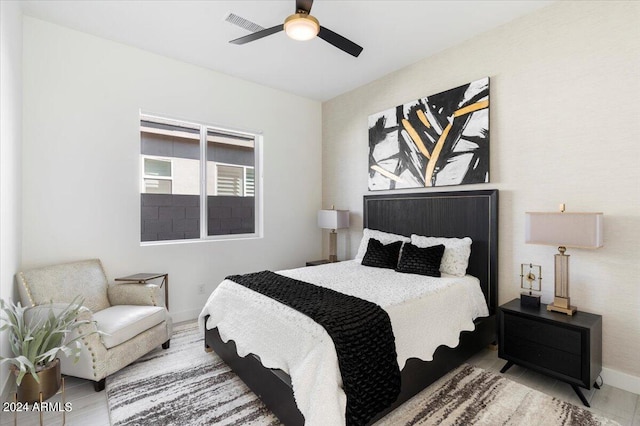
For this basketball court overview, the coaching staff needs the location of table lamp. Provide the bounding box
[525,206,603,315]
[317,207,350,262]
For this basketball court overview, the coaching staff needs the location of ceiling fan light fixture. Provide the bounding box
[284,13,319,41]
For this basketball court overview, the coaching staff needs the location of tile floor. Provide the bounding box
[0,376,109,426]
[1,347,637,425]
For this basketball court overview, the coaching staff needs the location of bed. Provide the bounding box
[200,189,498,425]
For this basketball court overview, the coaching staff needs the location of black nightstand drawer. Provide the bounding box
[503,335,581,379]
[503,312,581,355]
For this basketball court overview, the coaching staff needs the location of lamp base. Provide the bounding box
[547,296,577,315]
[329,231,338,263]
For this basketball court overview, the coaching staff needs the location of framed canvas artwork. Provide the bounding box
[368,77,489,190]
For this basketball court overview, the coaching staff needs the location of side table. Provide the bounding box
[498,298,602,407]
[115,273,169,310]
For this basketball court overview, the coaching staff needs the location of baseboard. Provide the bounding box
[602,367,640,395]
[169,307,201,324]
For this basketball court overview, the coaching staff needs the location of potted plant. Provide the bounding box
[0,296,95,402]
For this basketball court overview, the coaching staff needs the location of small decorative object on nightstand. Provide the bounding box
[520,263,541,308]
[499,299,602,407]
[115,273,169,310]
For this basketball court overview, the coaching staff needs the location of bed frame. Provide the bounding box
[204,189,498,425]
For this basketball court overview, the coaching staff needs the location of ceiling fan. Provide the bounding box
[229,0,363,58]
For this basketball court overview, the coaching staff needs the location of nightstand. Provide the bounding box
[498,298,602,407]
[305,259,331,267]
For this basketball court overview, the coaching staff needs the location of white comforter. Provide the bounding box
[198,260,489,426]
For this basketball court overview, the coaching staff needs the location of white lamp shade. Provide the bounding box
[525,212,603,249]
[317,210,349,230]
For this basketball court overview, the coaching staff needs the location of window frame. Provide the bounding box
[140,113,263,245]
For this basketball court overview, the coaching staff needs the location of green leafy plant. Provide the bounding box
[0,296,95,385]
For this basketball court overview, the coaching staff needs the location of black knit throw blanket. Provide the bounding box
[227,270,401,426]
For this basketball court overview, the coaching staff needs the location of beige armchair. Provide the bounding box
[17,259,173,391]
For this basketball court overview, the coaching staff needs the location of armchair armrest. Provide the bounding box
[26,303,105,353]
[26,303,93,321]
[108,283,164,307]
[28,303,110,381]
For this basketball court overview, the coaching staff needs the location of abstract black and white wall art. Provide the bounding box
[368,78,489,190]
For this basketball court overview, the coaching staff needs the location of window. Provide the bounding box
[216,165,244,196]
[140,114,261,242]
[214,164,254,196]
[245,168,255,196]
[142,157,173,194]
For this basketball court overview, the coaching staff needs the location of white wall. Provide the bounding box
[322,1,640,391]
[0,0,23,399]
[21,18,323,322]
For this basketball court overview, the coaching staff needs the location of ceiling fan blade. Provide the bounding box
[229,24,284,45]
[318,26,363,57]
[296,0,314,14]
[225,13,265,33]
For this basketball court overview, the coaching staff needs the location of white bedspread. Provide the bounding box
[198,260,489,426]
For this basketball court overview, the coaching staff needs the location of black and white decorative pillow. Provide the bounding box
[361,238,403,269]
[396,243,445,277]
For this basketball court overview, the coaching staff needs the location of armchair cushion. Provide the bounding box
[92,305,166,349]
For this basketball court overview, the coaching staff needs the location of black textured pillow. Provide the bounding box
[396,243,445,277]
[361,239,403,269]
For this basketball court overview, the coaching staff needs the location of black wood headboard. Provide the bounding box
[363,189,498,315]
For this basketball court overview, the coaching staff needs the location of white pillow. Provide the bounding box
[355,228,410,261]
[410,234,472,277]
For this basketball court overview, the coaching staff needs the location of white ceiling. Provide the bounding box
[21,0,553,101]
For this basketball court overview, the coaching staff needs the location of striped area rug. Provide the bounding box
[376,364,619,426]
[107,322,618,426]
[106,322,279,425]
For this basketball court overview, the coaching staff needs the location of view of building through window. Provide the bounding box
[140,115,258,242]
